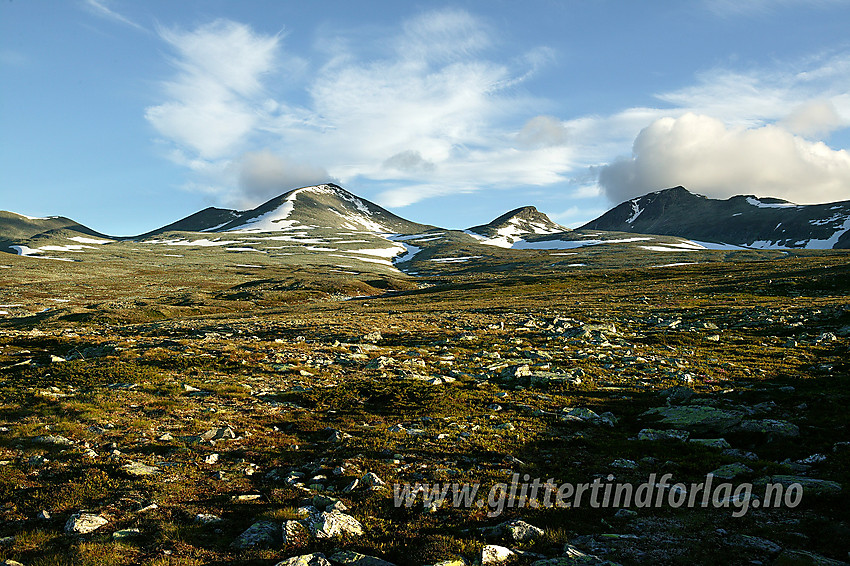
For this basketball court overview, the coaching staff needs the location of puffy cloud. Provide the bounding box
[237,150,331,206]
[781,99,846,138]
[516,116,569,148]
[382,150,436,173]
[598,113,850,204]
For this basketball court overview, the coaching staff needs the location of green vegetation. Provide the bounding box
[0,254,848,565]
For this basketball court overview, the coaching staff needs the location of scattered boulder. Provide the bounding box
[276,553,332,566]
[361,472,386,488]
[638,428,689,442]
[689,438,731,449]
[500,519,544,542]
[201,427,237,442]
[724,534,781,555]
[774,549,849,566]
[761,475,842,496]
[711,462,753,479]
[659,386,695,405]
[282,519,308,546]
[641,406,743,435]
[482,545,515,565]
[328,550,398,566]
[64,512,108,534]
[736,419,800,437]
[230,521,280,549]
[303,508,364,538]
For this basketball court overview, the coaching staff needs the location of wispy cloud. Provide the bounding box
[145,19,284,162]
[0,49,28,67]
[83,0,146,32]
[146,10,850,211]
[146,10,569,208]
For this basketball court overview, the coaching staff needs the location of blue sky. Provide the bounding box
[2,0,849,235]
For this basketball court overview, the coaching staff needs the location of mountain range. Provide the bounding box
[1,184,848,276]
[582,186,850,250]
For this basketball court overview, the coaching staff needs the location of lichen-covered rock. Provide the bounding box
[638,428,689,441]
[500,519,544,542]
[774,549,849,566]
[282,519,308,546]
[328,550,398,566]
[304,510,363,538]
[711,462,752,479]
[736,419,800,437]
[761,475,842,496]
[230,520,280,549]
[64,512,108,534]
[275,553,332,566]
[121,461,161,476]
[642,406,743,434]
[482,545,515,565]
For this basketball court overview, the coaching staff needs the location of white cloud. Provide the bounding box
[238,150,331,206]
[0,49,28,67]
[781,99,846,138]
[146,20,281,160]
[83,0,145,31]
[598,113,850,204]
[654,52,850,128]
[147,11,570,208]
[145,12,850,214]
[516,116,569,148]
[704,0,847,17]
[382,150,436,173]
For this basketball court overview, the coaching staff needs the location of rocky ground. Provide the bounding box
[0,255,848,565]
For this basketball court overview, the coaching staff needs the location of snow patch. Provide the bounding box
[626,200,644,224]
[804,215,850,249]
[394,243,422,263]
[429,256,482,263]
[746,197,799,209]
[347,245,406,258]
[511,236,653,250]
[68,236,113,244]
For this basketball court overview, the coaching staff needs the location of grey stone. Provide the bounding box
[64,512,108,534]
[282,519,308,545]
[659,386,695,405]
[637,428,689,442]
[361,472,386,488]
[230,520,280,549]
[642,405,743,434]
[774,549,849,566]
[689,438,731,449]
[33,435,74,446]
[501,519,544,542]
[328,550,397,566]
[112,528,141,540]
[711,462,752,479]
[482,545,515,564]
[763,475,842,496]
[304,510,364,538]
[201,427,236,441]
[276,553,332,566]
[725,534,781,555]
[736,419,800,437]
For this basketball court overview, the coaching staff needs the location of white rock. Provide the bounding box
[64,512,108,534]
